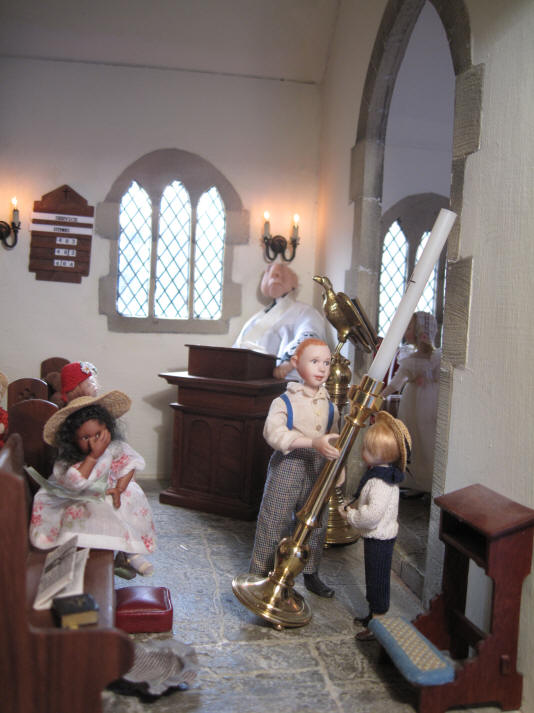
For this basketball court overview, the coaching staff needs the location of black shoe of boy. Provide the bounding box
[353,613,372,627]
[303,572,335,598]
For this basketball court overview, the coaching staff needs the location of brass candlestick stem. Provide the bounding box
[232,375,384,629]
[324,351,360,546]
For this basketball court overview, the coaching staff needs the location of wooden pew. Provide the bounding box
[0,434,134,713]
[7,377,49,409]
[7,398,58,494]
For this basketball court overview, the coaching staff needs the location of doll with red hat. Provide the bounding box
[60,361,99,404]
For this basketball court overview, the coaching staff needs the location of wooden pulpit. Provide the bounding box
[159,345,286,520]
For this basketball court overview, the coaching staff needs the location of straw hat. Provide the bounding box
[43,390,131,445]
[374,411,412,472]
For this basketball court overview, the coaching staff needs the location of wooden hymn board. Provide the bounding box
[30,185,94,283]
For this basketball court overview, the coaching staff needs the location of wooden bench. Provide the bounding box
[0,434,134,713]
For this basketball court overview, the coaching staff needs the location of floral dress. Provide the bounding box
[29,440,156,553]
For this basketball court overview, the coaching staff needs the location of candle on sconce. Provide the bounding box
[11,197,19,225]
[367,208,457,382]
[292,213,300,240]
[263,210,271,238]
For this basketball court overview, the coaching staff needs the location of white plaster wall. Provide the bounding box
[316,0,386,295]
[0,57,321,480]
[446,2,534,708]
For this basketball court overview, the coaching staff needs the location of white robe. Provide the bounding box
[385,349,441,493]
[233,292,327,380]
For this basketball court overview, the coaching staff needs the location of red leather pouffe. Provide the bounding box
[115,586,173,633]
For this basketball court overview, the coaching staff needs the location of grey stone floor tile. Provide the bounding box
[105,483,519,713]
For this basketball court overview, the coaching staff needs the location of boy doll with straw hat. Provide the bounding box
[338,411,411,640]
[29,390,156,576]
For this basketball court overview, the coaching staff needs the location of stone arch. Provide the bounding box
[347,0,482,602]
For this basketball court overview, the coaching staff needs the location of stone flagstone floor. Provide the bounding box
[102,482,516,713]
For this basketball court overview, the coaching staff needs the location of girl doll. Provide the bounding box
[29,390,156,576]
[249,338,340,597]
[381,311,440,495]
[338,411,411,640]
[60,361,99,404]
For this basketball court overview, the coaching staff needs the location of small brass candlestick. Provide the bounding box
[324,350,360,546]
[232,375,384,629]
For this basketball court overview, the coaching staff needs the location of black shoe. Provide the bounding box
[353,613,372,627]
[303,573,335,598]
[355,628,375,641]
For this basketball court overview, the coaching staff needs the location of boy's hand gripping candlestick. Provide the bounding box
[232,209,456,629]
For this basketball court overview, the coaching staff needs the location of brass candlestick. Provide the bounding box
[232,374,384,629]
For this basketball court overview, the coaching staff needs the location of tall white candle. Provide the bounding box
[367,208,456,382]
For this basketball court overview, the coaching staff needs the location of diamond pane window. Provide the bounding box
[117,181,152,317]
[194,187,225,319]
[415,231,437,314]
[101,149,244,334]
[378,221,408,337]
[155,181,191,319]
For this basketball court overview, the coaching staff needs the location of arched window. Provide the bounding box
[98,149,247,334]
[378,194,448,344]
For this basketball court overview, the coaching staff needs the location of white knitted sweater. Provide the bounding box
[345,477,399,540]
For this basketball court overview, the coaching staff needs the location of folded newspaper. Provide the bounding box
[25,465,107,502]
[33,535,91,610]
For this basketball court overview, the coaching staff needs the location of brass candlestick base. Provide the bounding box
[232,375,384,628]
[232,535,312,629]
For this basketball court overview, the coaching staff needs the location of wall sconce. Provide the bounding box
[261,211,300,262]
[0,197,20,249]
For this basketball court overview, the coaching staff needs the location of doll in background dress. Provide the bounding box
[338,411,411,640]
[29,390,156,577]
[249,338,340,597]
[381,311,440,495]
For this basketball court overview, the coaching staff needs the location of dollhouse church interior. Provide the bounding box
[2,1,534,712]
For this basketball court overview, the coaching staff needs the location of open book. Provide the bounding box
[33,535,90,611]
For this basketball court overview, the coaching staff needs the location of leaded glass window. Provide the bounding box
[116,181,225,322]
[378,221,408,337]
[117,181,152,318]
[100,148,245,335]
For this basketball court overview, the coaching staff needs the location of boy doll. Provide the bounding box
[249,338,340,597]
[338,411,411,640]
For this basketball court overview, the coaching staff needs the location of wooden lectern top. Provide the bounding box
[186,344,277,381]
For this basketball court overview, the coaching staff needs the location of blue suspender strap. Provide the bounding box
[279,393,293,430]
[327,401,334,432]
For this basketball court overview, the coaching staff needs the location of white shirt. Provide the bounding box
[263,381,339,454]
[233,292,327,380]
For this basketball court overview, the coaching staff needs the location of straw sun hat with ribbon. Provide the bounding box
[374,411,412,472]
[43,390,131,446]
